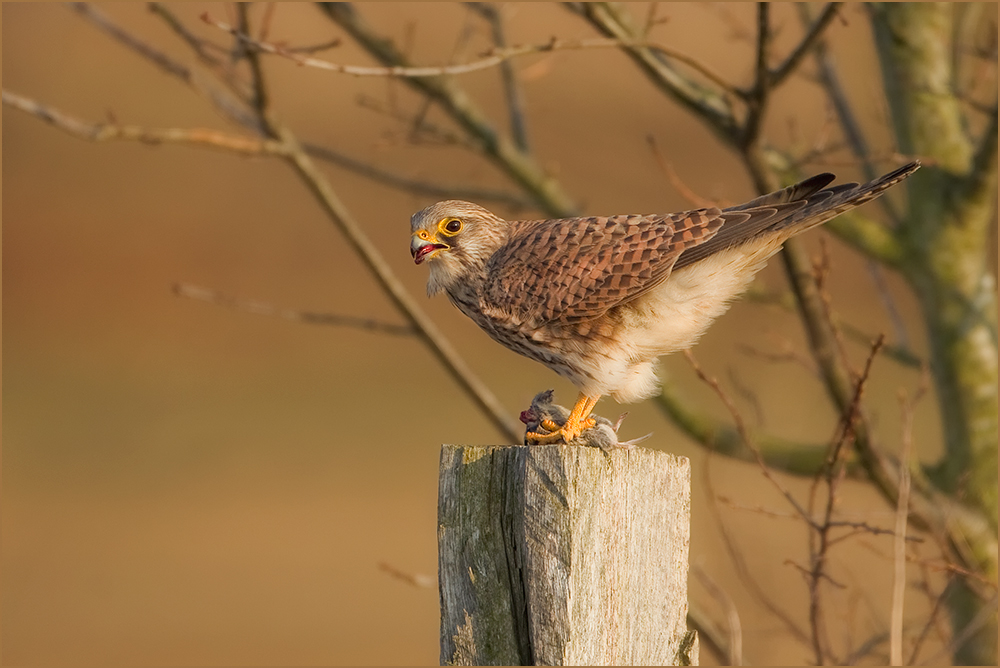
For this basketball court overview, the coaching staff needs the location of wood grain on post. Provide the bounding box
[438,444,695,666]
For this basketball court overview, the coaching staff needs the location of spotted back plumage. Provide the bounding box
[483,208,731,325]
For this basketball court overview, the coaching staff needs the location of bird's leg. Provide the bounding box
[526,392,599,444]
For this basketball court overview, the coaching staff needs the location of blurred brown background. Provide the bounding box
[3,3,972,665]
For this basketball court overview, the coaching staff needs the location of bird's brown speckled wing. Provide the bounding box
[482,208,736,325]
[673,161,919,269]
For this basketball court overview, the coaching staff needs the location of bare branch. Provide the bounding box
[843,630,891,665]
[172,283,416,336]
[693,565,744,666]
[797,4,901,222]
[206,9,732,88]
[699,417,813,648]
[753,3,771,96]
[270,121,523,441]
[222,8,525,442]
[825,520,923,546]
[378,561,435,589]
[301,141,535,210]
[962,104,998,204]
[89,4,529,207]
[740,3,772,151]
[920,592,1000,666]
[647,135,727,208]
[147,2,228,67]
[685,600,736,666]
[355,93,480,149]
[466,3,531,152]
[907,580,950,664]
[654,379,836,477]
[769,3,841,87]
[684,350,819,529]
[236,3,270,118]
[72,2,189,80]
[568,2,742,144]
[73,2,256,128]
[318,2,579,217]
[1,90,282,156]
[890,377,925,664]
[805,334,885,665]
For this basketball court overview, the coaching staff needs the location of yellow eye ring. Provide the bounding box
[440,218,463,235]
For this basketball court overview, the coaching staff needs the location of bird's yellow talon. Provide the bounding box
[540,418,562,432]
[525,393,599,445]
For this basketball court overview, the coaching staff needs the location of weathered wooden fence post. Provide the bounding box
[438,444,695,666]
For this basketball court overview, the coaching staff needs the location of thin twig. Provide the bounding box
[232,9,523,442]
[701,448,812,649]
[148,2,227,67]
[301,142,534,210]
[271,122,523,441]
[646,135,725,208]
[796,4,914,353]
[693,565,744,666]
[684,349,819,529]
[134,3,535,210]
[716,496,800,521]
[919,592,1000,666]
[802,332,884,665]
[318,3,579,217]
[73,2,256,128]
[466,3,531,152]
[740,2,772,151]
[206,10,733,87]
[964,104,998,202]
[890,385,920,664]
[355,94,479,149]
[769,3,841,86]
[654,379,838,477]
[570,2,742,143]
[686,599,735,665]
[72,2,189,80]
[257,1,276,43]
[236,3,270,118]
[1,90,283,155]
[907,579,950,664]
[843,630,891,665]
[798,4,900,221]
[378,561,435,589]
[172,283,416,336]
[827,520,922,544]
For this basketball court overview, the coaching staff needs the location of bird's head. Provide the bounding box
[410,200,509,296]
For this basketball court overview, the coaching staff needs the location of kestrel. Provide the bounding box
[410,161,919,444]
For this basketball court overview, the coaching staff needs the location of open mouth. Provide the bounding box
[412,243,448,265]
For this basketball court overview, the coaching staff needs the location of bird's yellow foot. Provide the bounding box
[525,393,599,445]
[527,417,597,444]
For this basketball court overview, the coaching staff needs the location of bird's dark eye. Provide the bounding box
[443,218,463,234]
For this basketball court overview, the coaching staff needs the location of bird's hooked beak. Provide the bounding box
[411,229,449,265]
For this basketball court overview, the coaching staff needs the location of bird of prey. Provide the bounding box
[410,161,919,445]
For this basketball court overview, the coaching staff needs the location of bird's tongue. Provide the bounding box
[413,244,446,265]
